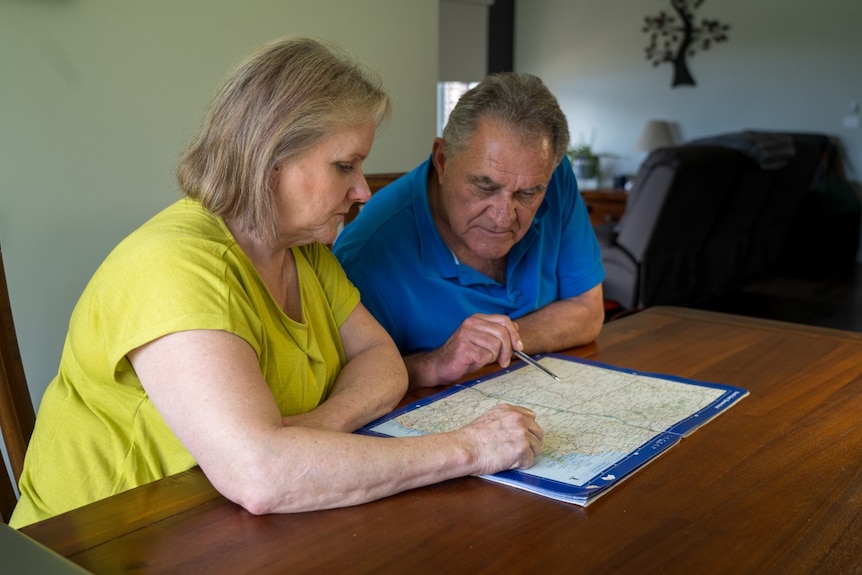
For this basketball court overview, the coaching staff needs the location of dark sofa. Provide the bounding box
[601,131,860,310]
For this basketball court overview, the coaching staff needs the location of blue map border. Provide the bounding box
[356,353,749,505]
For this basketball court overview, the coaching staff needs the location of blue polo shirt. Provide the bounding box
[333,156,604,355]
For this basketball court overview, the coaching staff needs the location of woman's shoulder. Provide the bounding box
[139,198,229,241]
[84,199,237,297]
[114,199,231,258]
[295,242,343,274]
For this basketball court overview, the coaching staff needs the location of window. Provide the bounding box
[436,81,478,136]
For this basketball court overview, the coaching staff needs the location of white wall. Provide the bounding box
[0,0,438,413]
[515,0,862,185]
[439,0,492,81]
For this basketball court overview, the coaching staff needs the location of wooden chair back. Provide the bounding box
[0,246,35,523]
[344,173,406,226]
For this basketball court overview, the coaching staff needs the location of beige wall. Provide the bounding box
[516,0,862,185]
[439,0,491,81]
[0,0,438,409]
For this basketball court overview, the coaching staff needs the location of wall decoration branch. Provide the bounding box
[642,0,730,88]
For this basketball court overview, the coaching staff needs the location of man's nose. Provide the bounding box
[488,196,517,226]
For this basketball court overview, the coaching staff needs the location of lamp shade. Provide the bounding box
[637,120,674,152]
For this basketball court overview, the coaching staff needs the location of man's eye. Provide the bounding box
[474,184,498,196]
[337,163,354,173]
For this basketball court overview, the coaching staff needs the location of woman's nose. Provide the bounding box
[349,175,372,203]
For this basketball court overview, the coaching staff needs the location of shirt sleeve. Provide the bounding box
[554,158,606,299]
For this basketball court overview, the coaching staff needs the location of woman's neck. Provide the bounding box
[226,219,303,321]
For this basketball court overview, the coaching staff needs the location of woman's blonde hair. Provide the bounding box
[177,36,391,243]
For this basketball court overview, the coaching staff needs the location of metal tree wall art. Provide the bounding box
[642,0,730,88]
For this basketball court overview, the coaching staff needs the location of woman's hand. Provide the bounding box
[455,404,544,475]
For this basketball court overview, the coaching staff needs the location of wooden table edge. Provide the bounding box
[20,467,219,557]
[645,305,862,342]
[19,305,862,559]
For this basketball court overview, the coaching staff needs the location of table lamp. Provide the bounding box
[637,120,674,152]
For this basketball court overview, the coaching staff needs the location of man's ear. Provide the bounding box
[430,137,447,178]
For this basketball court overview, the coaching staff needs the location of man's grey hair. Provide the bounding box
[442,73,570,165]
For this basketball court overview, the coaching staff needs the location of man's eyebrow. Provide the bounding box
[468,175,546,194]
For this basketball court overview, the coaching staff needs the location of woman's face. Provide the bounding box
[270,123,375,246]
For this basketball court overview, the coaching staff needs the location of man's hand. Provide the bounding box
[407,313,522,388]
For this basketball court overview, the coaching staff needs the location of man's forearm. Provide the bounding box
[515,288,604,354]
[404,352,450,390]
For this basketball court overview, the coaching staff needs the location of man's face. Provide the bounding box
[431,119,556,264]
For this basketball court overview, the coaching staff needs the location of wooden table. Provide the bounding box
[20,307,862,573]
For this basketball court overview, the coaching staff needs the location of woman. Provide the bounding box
[10,36,542,528]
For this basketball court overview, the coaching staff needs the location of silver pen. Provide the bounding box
[512,350,562,382]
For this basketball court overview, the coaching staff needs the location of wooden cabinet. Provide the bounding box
[580,188,628,228]
[344,173,405,226]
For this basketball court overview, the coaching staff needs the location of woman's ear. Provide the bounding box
[269,164,280,192]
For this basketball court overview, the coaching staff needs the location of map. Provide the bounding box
[359,354,748,506]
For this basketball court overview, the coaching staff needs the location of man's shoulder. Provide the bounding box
[334,162,430,258]
[546,156,577,200]
[530,157,579,223]
[335,190,414,255]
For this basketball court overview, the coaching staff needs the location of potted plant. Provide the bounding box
[567,143,600,181]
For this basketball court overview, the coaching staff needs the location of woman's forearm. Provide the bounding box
[285,343,407,432]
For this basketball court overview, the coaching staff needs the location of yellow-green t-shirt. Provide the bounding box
[10,198,359,527]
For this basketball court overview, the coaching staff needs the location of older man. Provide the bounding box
[334,73,605,388]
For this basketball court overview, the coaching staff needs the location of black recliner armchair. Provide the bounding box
[601,131,841,310]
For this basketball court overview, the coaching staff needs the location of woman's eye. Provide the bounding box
[337,163,354,173]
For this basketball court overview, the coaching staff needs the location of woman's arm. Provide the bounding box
[128,317,542,516]
[280,302,407,432]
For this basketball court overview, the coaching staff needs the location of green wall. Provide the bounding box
[0,0,438,411]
